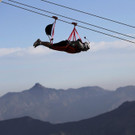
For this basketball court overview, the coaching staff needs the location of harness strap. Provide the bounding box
[68,24,82,41]
[50,20,56,44]
[50,16,58,44]
[74,28,82,41]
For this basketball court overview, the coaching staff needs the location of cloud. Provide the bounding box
[0,46,53,57]
[0,40,135,57]
[91,40,135,51]
[0,48,20,57]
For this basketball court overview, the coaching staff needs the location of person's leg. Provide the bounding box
[33,39,52,48]
[40,41,52,48]
[53,40,69,47]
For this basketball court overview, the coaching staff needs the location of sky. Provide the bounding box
[0,0,135,96]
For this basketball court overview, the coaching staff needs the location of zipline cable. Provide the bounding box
[7,0,135,40]
[2,1,135,44]
[41,0,135,29]
[1,1,71,25]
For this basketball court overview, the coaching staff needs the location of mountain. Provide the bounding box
[0,83,109,123]
[0,101,135,135]
[0,83,135,123]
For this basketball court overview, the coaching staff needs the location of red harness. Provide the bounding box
[51,45,81,53]
[49,19,82,53]
[65,23,82,53]
[68,22,82,42]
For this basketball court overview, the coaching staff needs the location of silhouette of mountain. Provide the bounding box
[0,101,135,135]
[0,83,135,123]
[0,116,54,135]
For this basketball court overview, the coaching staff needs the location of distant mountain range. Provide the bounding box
[0,83,135,123]
[0,101,135,135]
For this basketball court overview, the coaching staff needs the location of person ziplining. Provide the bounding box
[33,16,90,53]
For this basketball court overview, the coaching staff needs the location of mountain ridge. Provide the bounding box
[0,83,135,123]
[0,101,135,135]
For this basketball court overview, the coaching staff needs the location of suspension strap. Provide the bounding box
[50,16,58,44]
[68,22,82,41]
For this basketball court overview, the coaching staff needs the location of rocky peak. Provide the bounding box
[34,83,43,88]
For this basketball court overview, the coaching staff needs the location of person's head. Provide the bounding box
[83,42,90,51]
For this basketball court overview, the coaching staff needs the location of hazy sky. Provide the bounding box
[1,0,135,95]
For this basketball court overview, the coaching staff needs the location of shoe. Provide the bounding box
[33,39,41,48]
